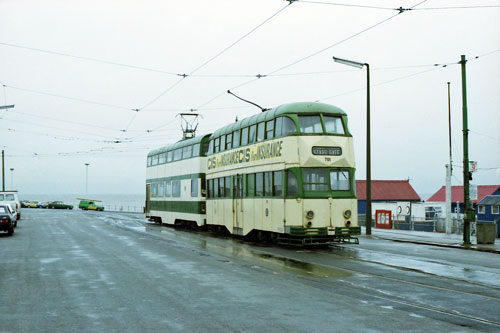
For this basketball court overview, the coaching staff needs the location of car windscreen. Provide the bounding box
[0,207,7,213]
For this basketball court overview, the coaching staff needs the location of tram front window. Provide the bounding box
[330,169,350,190]
[324,116,345,135]
[299,115,322,134]
[303,168,329,191]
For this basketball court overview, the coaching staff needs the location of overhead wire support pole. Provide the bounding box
[460,55,473,246]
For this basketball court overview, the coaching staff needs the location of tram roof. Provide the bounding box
[147,133,211,157]
[211,102,347,138]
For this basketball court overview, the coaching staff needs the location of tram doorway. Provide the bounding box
[232,175,244,234]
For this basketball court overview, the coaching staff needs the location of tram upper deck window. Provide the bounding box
[152,154,159,165]
[303,168,329,191]
[232,130,240,148]
[257,122,265,142]
[167,151,173,162]
[182,145,192,159]
[241,127,249,146]
[147,156,152,167]
[202,142,209,155]
[214,137,220,153]
[275,117,296,138]
[159,153,166,164]
[173,148,182,161]
[299,115,322,134]
[265,120,274,139]
[324,116,345,135]
[330,169,350,190]
[225,133,232,150]
[208,140,214,154]
[220,135,226,152]
[249,124,257,144]
[193,144,200,156]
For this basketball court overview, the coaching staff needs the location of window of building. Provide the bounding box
[299,115,322,134]
[257,122,265,142]
[172,180,181,197]
[232,130,240,148]
[492,205,499,214]
[330,169,350,190]
[256,172,264,197]
[165,180,172,197]
[324,116,345,134]
[191,179,198,197]
[303,168,329,191]
[273,171,282,196]
[287,170,298,196]
[241,127,249,146]
[265,120,274,139]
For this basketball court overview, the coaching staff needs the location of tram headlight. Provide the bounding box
[306,210,314,219]
[343,210,352,219]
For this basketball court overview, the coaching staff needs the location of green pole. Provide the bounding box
[1,150,4,191]
[460,55,472,245]
[365,63,371,235]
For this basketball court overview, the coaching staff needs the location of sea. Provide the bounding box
[21,193,145,213]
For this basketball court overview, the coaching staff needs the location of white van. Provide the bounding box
[0,191,21,220]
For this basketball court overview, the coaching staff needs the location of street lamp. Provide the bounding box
[332,56,371,235]
[85,163,90,195]
[9,168,14,190]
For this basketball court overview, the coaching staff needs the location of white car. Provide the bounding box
[0,191,21,220]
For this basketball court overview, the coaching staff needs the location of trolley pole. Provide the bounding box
[460,55,473,246]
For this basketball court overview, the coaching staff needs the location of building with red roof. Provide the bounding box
[426,185,500,214]
[356,180,421,214]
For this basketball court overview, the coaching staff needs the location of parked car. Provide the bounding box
[0,191,21,219]
[0,204,15,236]
[78,199,104,211]
[37,202,48,209]
[24,201,38,208]
[47,201,74,210]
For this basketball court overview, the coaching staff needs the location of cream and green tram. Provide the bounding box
[145,134,210,227]
[206,102,360,245]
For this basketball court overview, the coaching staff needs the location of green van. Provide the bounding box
[78,199,104,211]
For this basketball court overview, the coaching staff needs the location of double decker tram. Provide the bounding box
[205,102,360,245]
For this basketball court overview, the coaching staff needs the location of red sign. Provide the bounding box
[375,210,392,229]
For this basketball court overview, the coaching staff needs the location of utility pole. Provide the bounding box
[445,82,452,234]
[1,150,4,191]
[460,55,473,245]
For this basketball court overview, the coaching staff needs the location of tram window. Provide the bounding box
[232,130,240,148]
[201,177,206,197]
[167,151,173,162]
[172,180,181,197]
[158,182,165,197]
[220,135,226,152]
[226,133,232,149]
[182,145,192,159]
[265,120,274,139]
[207,179,213,198]
[330,169,350,190]
[173,149,182,161]
[202,142,209,155]
[241,127,249,146]
[191,179,198,197]
[264,172,272,196]
[147,156,152,167]
[299,115,322,134]
[152,183,158,197]
[225,176,231,198]
[208,140,214,154]
[214,178,219,198]
[257,122,265,142]
[287,170,298,196]
[256,173,264,197]
[303,168,329,191]
[273,171,283,196]
[283,117,296,136]
[324,116,345,134]
[152,155,159,165]
[159,153,166,164]
[166,180,172,197]
[249,125,257,144]
[219,177,225,197]
[246,174,255,197]
[214,137,220,153]
[193,144,200,156]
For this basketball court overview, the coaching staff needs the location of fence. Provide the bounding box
[103,205,144,213]
[358,214,471,234]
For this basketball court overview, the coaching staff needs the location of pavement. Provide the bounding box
[359,227,500,254]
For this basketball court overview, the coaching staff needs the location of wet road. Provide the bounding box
[1,210,499,332]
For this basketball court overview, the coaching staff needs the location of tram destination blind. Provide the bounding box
[311,146,342,156]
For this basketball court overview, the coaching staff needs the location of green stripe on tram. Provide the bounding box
[150,200,205,214]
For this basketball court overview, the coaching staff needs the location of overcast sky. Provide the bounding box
[1,0,499,198]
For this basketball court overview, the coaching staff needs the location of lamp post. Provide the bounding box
[85,163,90,196]
[332,56,371,235]
[9,168,14,190]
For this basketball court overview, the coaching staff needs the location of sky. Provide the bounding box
[0,0,499,198]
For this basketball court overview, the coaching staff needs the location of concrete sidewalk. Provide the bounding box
[358,227,500,254]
